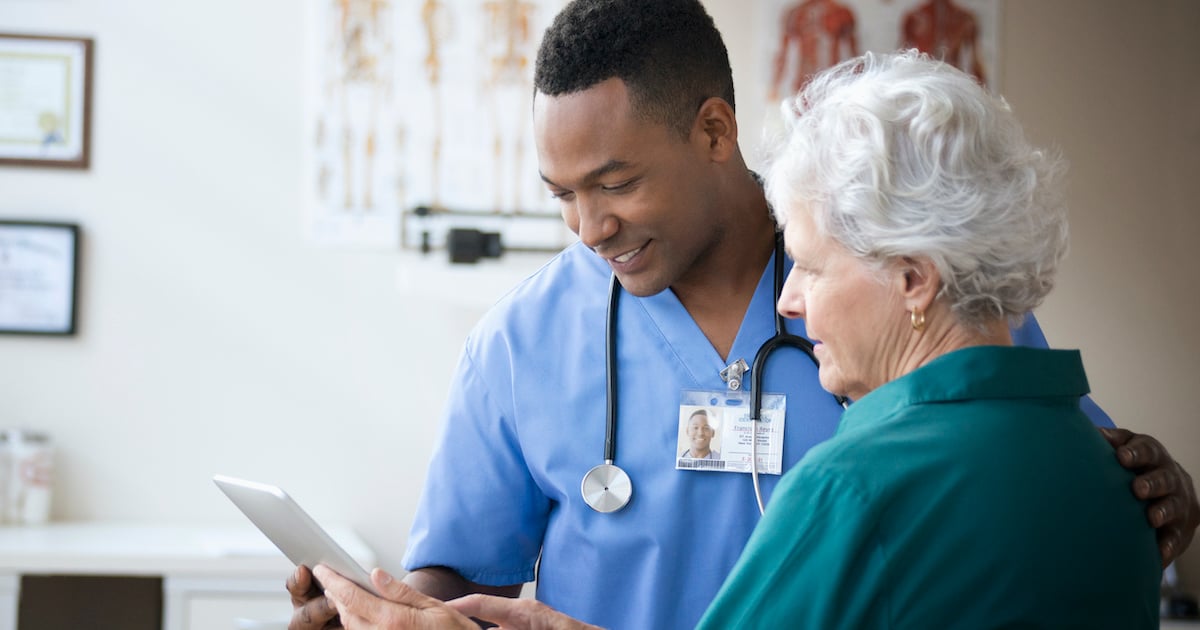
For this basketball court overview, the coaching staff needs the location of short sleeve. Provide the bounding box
[401,342,550,586]
[697,466,887,629]
[1013,314,1115,428]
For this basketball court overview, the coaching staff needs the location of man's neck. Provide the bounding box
[672,174,777,361]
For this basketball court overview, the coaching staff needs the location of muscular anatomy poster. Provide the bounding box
[759,0,998,104]
[306,0,567,248]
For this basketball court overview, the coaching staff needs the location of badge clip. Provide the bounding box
[719,358,750,391]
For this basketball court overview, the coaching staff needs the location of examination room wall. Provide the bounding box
[1,0,1198,591]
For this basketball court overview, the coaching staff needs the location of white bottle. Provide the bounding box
[0,430,10,524]
[10,430,53,525]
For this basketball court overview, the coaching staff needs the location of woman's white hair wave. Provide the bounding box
[766,49,1069,328]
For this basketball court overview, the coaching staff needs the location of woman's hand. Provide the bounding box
[448,594,603,630]
[315,565,603,630]
[316,565,479,630]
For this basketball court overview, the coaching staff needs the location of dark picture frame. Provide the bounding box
[0,221,81,336]
[0,33,94,169]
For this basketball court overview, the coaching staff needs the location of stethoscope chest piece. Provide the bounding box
[581,463,632,513]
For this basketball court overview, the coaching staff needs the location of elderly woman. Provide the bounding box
[692,49,1161,628]
[313,51,1162,629]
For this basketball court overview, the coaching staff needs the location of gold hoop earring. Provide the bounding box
[910,309,926,332]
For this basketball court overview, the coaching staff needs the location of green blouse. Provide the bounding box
[698,346,1160,629]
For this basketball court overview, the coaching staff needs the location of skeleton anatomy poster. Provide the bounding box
[306,0,998,248]
[306,0,566,248]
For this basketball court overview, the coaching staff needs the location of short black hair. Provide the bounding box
[534,0,735,139]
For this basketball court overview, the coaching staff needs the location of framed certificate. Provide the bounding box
[0,221,81,335]
[0,33,94,169]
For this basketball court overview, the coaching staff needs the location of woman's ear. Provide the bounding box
[898,256,941,312]
[693,97,738,162]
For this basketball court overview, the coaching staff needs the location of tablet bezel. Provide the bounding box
[213,474,379,595]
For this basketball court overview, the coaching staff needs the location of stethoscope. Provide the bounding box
[581,233,849,515]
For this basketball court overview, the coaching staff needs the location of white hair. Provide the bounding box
[766,50,1068,328]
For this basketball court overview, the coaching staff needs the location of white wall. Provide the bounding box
[2,0,1198,590]
[0,0,520,576]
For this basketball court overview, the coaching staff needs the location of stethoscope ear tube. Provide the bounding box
[747,332,830,516]
[748,233,848,515]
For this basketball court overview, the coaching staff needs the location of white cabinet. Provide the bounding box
[0,522,375,630]
[166,577,295,630]
[0,576,15,630]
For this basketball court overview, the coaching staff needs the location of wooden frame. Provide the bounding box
[0,33,94,169]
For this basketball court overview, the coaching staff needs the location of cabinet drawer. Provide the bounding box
[184,593,291,630]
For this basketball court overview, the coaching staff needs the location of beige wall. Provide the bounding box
[710,0,1200,588]
[1001,0,1200,587]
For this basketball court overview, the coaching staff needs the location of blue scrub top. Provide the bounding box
[403,243,1112,630]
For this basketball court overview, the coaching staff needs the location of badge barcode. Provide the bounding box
[677,458,727,470]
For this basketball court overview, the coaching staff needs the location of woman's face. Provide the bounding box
[777,209,907,401]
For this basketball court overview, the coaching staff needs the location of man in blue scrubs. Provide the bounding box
[289,1,1199,628]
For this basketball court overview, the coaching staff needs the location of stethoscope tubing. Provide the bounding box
[588,234,846,515]
[604,273,621,464]
[579,274,634,514]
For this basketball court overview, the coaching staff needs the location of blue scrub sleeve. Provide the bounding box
[1013,315,1114,428]
[402,343,549,586]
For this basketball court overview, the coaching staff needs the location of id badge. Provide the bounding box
[676,389,786,474]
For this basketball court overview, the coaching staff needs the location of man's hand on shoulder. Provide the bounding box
[1101,427,1200,566]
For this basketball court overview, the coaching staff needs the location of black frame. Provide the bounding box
[0,220,81,336]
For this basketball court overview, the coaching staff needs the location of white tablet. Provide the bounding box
[213,474,379,595]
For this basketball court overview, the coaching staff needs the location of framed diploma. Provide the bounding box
[0,33,94,169]
[0,221,81,335]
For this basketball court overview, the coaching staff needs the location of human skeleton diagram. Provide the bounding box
[769,0,859,101]
[422,0,452,209]
[318,0,395,211]
[481,0,537,214]
[901,0,986,84]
